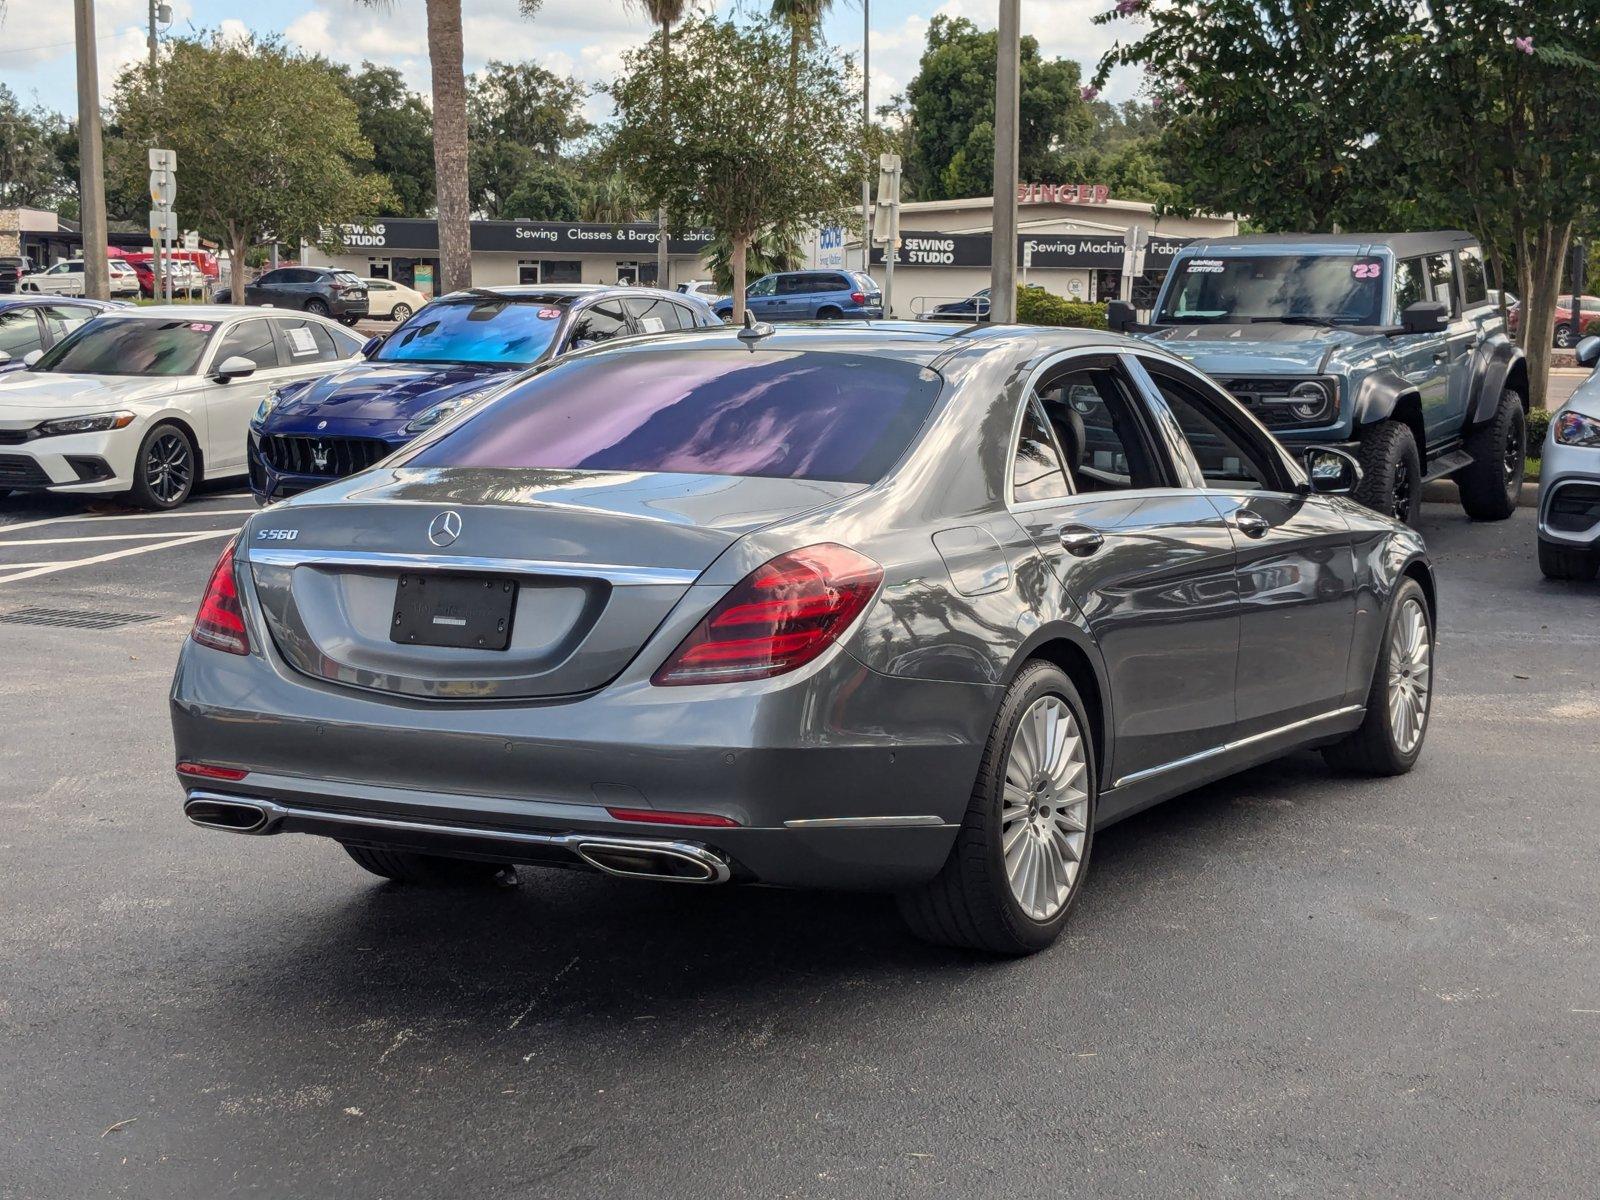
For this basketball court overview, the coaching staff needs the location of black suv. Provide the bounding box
[0,257,37,295]
[216,267,370,324]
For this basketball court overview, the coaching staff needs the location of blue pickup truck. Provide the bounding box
[1115,232,1529,524]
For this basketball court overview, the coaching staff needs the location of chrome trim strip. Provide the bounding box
[182,792,732,883]
[1112,705,1365,789]
[246,547,702,587]
[782,814,949,829]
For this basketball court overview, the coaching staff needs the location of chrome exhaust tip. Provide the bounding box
[184,797,273,834]
[572,839,730,884]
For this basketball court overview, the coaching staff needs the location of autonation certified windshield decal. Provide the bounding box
[1186,258,1225,273]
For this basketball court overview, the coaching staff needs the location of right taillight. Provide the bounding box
[191,542,250,655]
[851,291,867,305]
[652,543,882,686]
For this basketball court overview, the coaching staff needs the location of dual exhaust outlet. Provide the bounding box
[183,794,732,884]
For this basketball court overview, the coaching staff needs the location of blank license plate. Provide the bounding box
[390,573,517,650]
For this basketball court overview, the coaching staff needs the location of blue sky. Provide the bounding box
[1,0,1137,124]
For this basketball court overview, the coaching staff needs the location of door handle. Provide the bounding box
[1057,525,1105,557]
[1234,511,1271,539]
[1431,350,1449,364]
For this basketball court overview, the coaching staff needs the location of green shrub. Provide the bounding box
[1527,406,1551,447]
[1016,287,1108,330]
[1584,317,1600,338]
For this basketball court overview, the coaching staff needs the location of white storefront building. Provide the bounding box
[808,186,1239,318]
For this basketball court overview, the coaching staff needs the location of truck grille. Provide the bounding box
[257,434,392,478]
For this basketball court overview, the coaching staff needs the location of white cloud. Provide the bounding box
[0,0,197,102]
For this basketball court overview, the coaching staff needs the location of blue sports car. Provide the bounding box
[247,284,719,503]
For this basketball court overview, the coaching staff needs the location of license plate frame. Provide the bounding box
[390,572,517,651]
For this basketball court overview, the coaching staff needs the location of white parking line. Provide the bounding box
[0,529,243,547]
[0,507,255,536]
[0,529,235,586]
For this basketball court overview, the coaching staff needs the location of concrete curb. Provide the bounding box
[1422,478,1540,508]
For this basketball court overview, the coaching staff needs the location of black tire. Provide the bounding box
[1456,389,1525,520]
[1555,324,1575,349]
[1323,577,1432,776]
[127,421,196,509]
[390,303,412,323]
[304,298,330,316]
[816,306,842,320]
[1354,419,1423,525]
[1538,538,1599,581]
[897,661,1096,955]
[343,844,516,887]
[338,314,361,327]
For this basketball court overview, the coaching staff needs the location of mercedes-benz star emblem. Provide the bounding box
[428,510,463,547]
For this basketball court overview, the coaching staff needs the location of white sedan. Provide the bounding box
[20,258,141,299]
[0,305,366,508]
[361,277,429,323]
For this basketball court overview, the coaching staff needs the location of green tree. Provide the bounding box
[606,17,866,321]
[466,61,588,219]
[111,34,392,303]
[502,162,581,221]
[626,1,689,287]
[705,225,803,293]
[334,63,435,217]
[770,0,833,102]
[577,172,644,224]
[0,84,68,207]
[351,1,543,292]
[900,15,1092,200]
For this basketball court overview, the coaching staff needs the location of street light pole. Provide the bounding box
[75,0,111,301]
[861,0,872,277]
[989,0,1020,325]
[148,0,164,302]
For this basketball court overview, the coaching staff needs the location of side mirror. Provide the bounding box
[22,349,42,367]
[1575,335,1600,370]
[0,351,11,366]
[1107,299,1136,333]
[1302,446,1363,496]
[212,355,257,381]
[1398,300,1448,336]
[361,335,385,357]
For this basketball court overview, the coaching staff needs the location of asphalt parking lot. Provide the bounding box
[2,496,1597,1199]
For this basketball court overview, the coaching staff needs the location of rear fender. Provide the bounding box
[1466,336,1528,428]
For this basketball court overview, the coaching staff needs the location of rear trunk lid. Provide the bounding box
[244,466,858,700]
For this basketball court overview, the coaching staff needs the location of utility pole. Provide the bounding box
[75,0,110,301]
[989,0,1021,324]
[147,0,165,301]
[860,0,872,275]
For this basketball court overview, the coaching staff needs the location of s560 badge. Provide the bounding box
[257,528,298,541]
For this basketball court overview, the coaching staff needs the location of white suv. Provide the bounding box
[20,258,141,300]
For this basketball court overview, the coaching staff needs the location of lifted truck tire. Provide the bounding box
[1457,389,1525,521]
[1354,420,1422,525]
[1538,539,1600,581]
[343,844,517,887]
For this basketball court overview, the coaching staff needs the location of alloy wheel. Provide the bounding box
[1386,597,1432,755]
[1392,457,1414,521]
[1001,695,1090,921]
[1503,419,1524,489]
[145,431,192,505]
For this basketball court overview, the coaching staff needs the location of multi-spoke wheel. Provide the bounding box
[128,421,196,509]
[1000,696,1090,921]
[899,661,1096,954]
[1324,577,1433,775]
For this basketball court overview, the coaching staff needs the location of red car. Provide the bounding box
[1508,293,1600,348]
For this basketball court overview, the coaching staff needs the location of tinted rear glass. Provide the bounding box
[374,297,565,367]
[403,349,942,484]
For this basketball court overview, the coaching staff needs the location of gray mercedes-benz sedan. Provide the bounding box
[171,321,1435,954]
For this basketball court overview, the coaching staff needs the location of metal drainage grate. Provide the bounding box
[0,607,163,631]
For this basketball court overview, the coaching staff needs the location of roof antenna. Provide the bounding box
[736,310,775,345]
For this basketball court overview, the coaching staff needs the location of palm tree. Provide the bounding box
[353,1,541,295]
[770,0,832,104]
[627,0,687,288]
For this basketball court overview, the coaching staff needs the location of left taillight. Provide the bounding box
[191,542,249,655]
[651,543,882,686]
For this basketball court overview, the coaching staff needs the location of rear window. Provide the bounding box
[403,349,942,484]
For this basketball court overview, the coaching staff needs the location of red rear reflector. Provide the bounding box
[176,761,249,781]
[851,291,867,304]
[191,542,250,655]
[651,543,882,686]
[606,807,740,828]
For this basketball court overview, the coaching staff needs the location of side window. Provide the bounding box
[274,317,339,364]
[777,275,808,295]
[1393,259,1425,313]
[41,304,95,339]
[567,300,629,346]
[1424,253,1456,313]
[1458,248,1489,307]
[622,295,684,333]
[747,276,777,297]
[1010,398,1072,504]
[213,318,282,370]
[1148,371,1280,491]
[0,308,41,357]
[326,325,366,358]
[254,270,283,286]
[368,280,392,292]
[1035,366,1163,493]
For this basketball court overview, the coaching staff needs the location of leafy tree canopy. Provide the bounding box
[0,84,70,208]
[330,62,435,218]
